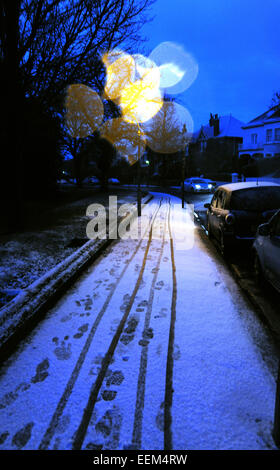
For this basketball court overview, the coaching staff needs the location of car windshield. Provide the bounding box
[230,187,280,211]
[192,179,205,184]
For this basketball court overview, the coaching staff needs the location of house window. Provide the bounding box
[200,141,207,152]
[251,133,257,144]
[266,129,272,142]
[275,128,280,141]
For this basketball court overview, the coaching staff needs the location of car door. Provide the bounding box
[208,191,218,235]
[209,189,224,238]
[263,212,280,292]
[210,190,227,238]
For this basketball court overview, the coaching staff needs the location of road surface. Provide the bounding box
[0,193,278,450]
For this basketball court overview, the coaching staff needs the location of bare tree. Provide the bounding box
[1,1,23,230]
[0,0,155,228]
[18,0,155,106]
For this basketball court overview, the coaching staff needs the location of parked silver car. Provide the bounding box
[204,182,280,256]
[253,210,280,293]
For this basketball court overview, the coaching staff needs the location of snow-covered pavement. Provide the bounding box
[0,193,278,450]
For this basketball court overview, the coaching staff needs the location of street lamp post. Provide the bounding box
[181,152,186,209]
[137,130,142,217]
[181,124,187,209]
[137,158,141,217]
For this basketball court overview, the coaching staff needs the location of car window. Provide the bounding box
[192,179,204,184]
[216,190,226,209]
[223,192,230,210]
[211,192,219,208]
[230,187,280,211]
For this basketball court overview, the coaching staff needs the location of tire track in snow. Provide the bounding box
[164,199,178,450]
[131,199,170,449]
[71,199,166,450]
[38,200,162,450]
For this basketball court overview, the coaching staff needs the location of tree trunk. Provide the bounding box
[1,1,23,232]
[72,138,82,187]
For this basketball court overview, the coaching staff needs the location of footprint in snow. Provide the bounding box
[54,340,72,360]
[0,432,9,446]
[155,280,164,290]
[155,403,165,432]
[73,323,89,339]
[106,371,124,387]
[12,422,34,449]
[173,344,181,361]
[0,382,30,410]
[31,358,50,383]
[101,390,117,401]
[95,406,122,449]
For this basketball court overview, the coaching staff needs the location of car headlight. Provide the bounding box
[208,184,213,189]
[195,184,201,189]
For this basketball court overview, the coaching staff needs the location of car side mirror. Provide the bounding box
[204,203,210,209]
[258,223,270,237]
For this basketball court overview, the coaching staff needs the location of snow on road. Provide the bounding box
[0,193,277,450]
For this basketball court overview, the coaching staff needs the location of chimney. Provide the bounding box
[213,114,219,136]
[209,113,214,127]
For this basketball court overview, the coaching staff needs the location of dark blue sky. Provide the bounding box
[141,0,280,129]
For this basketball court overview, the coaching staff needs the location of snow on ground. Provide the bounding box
[0,190,139,308]
[0,193,278,450]
[171,219,277,449]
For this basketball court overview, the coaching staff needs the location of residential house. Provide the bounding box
[238,106,280,161]
[188,113,244,177]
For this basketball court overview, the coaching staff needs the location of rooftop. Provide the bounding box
[243,105,280,128]
[192,114,245,141]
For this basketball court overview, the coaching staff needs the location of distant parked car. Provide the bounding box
[83,176,100,185]
[184,177,215,193]
[57,178,69,185]
[108,177,120,185]
[253,210,280,293]
[204,182,280,255]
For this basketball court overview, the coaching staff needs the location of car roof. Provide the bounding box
[217,181,280,192]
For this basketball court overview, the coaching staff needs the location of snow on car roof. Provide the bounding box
[218,181,280,192]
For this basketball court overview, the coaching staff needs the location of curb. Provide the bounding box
[0,193,153,360]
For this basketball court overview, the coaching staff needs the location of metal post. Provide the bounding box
[137,145,141,217]
[181,151,186,209]
[273,359,280,448]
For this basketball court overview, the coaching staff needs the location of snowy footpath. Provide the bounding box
[0,193,278,450]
